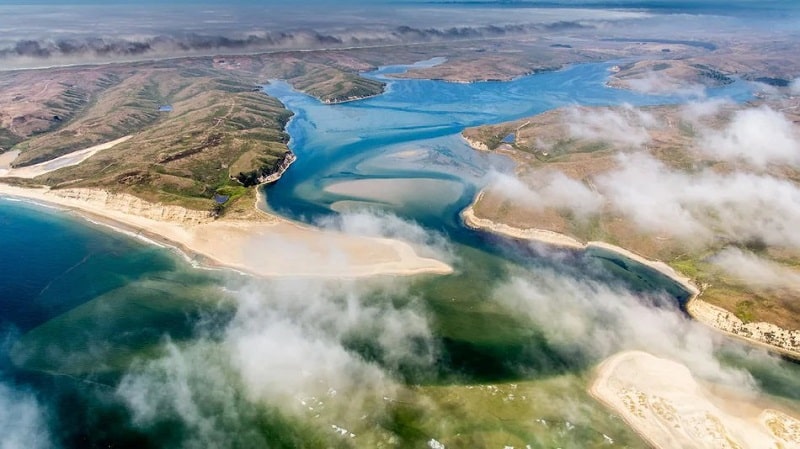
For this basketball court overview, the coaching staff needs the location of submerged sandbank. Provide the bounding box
[0,184,452,278]
[324,177,464,210]
[590,351,800,449]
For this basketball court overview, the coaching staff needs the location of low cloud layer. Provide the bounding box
[623,71,707,98]
[698,106,800,167]
[597,153,800,247]
[567,105,657,148]
[488,170,604,218]
[0,22,589,67]
[710,248,800,293]
[0,378,52,449]
[117,277,436,445]
[491,103,800,249]
[494,265,759,387]
[792,78,800,95]
[680,97,734,122]
[319,209,454,263]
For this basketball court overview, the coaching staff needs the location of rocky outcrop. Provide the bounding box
[257,151,296,185]
[235,151,296,187]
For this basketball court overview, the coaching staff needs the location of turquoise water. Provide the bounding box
[2,62,798,448]
[263,61,752,231]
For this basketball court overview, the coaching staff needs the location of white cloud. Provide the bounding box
[318,209,454,263]
[118,277,436,444]
[698,106,800,167]
[494,267,757,387]
[791,78,800,95]
[596,153,800,248]
[710,247,800,292]
[624,71,707,98]
[487,170,604,218]
[567,104,657,148]
[0,380,53,449]
[681,97,733,123]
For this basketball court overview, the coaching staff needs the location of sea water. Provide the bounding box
[1,62,798,448]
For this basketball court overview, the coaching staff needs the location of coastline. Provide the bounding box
[0,183,453,278]
[321,91,383,105]
[460,195,800,360]
[461,135,491,152]
[257,151,296,185]
[589,350,800,448]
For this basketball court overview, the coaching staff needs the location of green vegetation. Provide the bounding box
[735,300,756,323]
[2,64,294,214]
[0,52,389,216]
[276,62,385,103]
[691,63,734,85]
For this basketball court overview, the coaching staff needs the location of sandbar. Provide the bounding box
[0,183,452,278]
[324,177,463,210]
[590,351,800,449]
[0,135,132,178]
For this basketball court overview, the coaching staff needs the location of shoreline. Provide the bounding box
[461,195,800,360]
[0,183,453,278]
[321,91,383,105]
[589,350,800,448]
[257,151,296,185]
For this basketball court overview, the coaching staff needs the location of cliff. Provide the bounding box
[51,188,212,224]
[258,151,296,185]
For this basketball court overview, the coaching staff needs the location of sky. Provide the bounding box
[1,0,795,56]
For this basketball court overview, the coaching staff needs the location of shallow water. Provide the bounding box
[2,61,798,448]
[263,60,752,232]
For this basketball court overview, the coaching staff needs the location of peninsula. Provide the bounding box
[462,92,800,359]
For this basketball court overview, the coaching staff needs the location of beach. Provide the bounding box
[460,196,584,249]
[590,350,800,448]
[0,183,452,278]
[461,195,800,360]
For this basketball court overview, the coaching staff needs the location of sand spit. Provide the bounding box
[0,135,132,178]
[590,351,800,449]
[462,199,800,360]
[0,184,452,278]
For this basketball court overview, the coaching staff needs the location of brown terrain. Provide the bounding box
[463,79,800,354]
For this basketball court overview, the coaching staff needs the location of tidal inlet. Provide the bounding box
[1,1,800,448]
